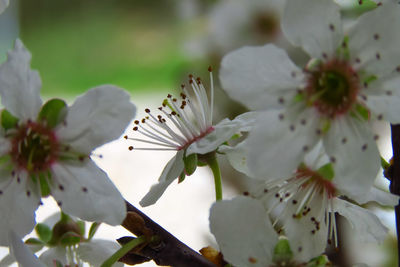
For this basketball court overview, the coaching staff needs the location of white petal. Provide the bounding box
[0,172,39,246]
[186,118,242,155]
[0,136,11,156]
[323,117,380,198]
[0,39,42,120]
[56,85,136,154]
[210,197,278,267]
[8,231,45,267]
[51,160,126,225]
[365,76,400,124]
[219,44,303,110]
[348,1,400,77]
[247,109,319,181]
[0,0,10,14]
[77,239,123,267]
[352,186,399,206]
[140,150,185,207]
[219,140,253,177]
[39,247,67,267]
[333,198,388,243]
[282,191,329,262]
[282,0,342,59]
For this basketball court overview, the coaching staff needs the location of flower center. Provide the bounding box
[306,60,359,118]
[253,12,279,38]
[296,167,336,198]
[10,121,59,173]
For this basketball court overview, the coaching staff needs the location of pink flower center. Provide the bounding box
[296,167,336,198]
[305,59,359,118]
[10,121,60,173]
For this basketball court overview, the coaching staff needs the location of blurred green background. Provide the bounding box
[1,0,202,97]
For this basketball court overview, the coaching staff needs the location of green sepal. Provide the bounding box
[35,223,52,243]
[352,103,370,121]
[39,173,51,197]
[88,222,101,240]
[305,58,322,72]
[183,153,198,176]
[363,75,377,86]
[178,171,186,183]
[38,98,68,128]
[76,220,85,237]
[1,109,19,130]
[25,237,45,246]
[272,238,293,263]
[307,255,330,267]
[381,157,390,170]
[54,260,64,267]
[316,163,335,181]
[60,231,81,246]
[293,92,305,103]
[230,133,242,140]
[197,160,207,167]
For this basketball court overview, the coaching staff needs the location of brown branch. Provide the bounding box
[119,200,216,267]
[390,124,400,267]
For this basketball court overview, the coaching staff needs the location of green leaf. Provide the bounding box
[316,163,335,181]
[88,222,101,240]
[273,238,293,263]
[25,237,44,246]
[1,109,19,130]
[39,173,51,197]
[38,98,67,128]
[60,231,81,246]
[183,153,197,176]
[35,223,52,243]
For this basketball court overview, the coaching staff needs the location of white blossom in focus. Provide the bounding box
[219,0,400,198]
[0,40,136,247]
[125,69,256,206]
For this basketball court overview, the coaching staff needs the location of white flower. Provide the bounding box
[2,213,123,267]
[210,196,279,267]
[219,0,400,197]
[125,69,256,206]
[0,40,136,246]
[242,145,398,262]
[207,0,285,55]
[0,0,10,14]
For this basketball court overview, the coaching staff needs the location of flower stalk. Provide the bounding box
[204,152,223,201]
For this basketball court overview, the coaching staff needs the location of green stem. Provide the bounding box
[100,236,147,267]
[206,153,223,201]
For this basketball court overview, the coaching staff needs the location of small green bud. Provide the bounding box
[38,98,67,128]
[1,109,19,130]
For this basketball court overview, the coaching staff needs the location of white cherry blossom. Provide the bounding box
[125,69,256,206]
[0,40,136,246]
[219,0,400,196]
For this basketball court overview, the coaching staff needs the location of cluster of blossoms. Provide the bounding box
[1,0,400,266]
[0,40,136,265]
[209,0,400,265]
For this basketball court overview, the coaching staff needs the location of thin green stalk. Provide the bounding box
[206,153,223,201]
[100,236,147,267]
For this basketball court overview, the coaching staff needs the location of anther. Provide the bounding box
[243,191,249,196]
[373,33,380,40]
[278,97,284,104]
[208,66,213,72]
[59,185,64,191]
[133,127,138,131]
[26,191,31,197]
[82,187,88,193]
[278,114,284,120]
[128,146,134,151]
[341,138,347,144]
[292,199,298,205]
[377,114,383,120]
[330,156,336,163]
[289,125,295,131]
[145,108,150,113]
[134,120,140,124]
[376,53,381,60]
[361,144,368,151]
[374,134,379,141]
[329,24,335,31]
